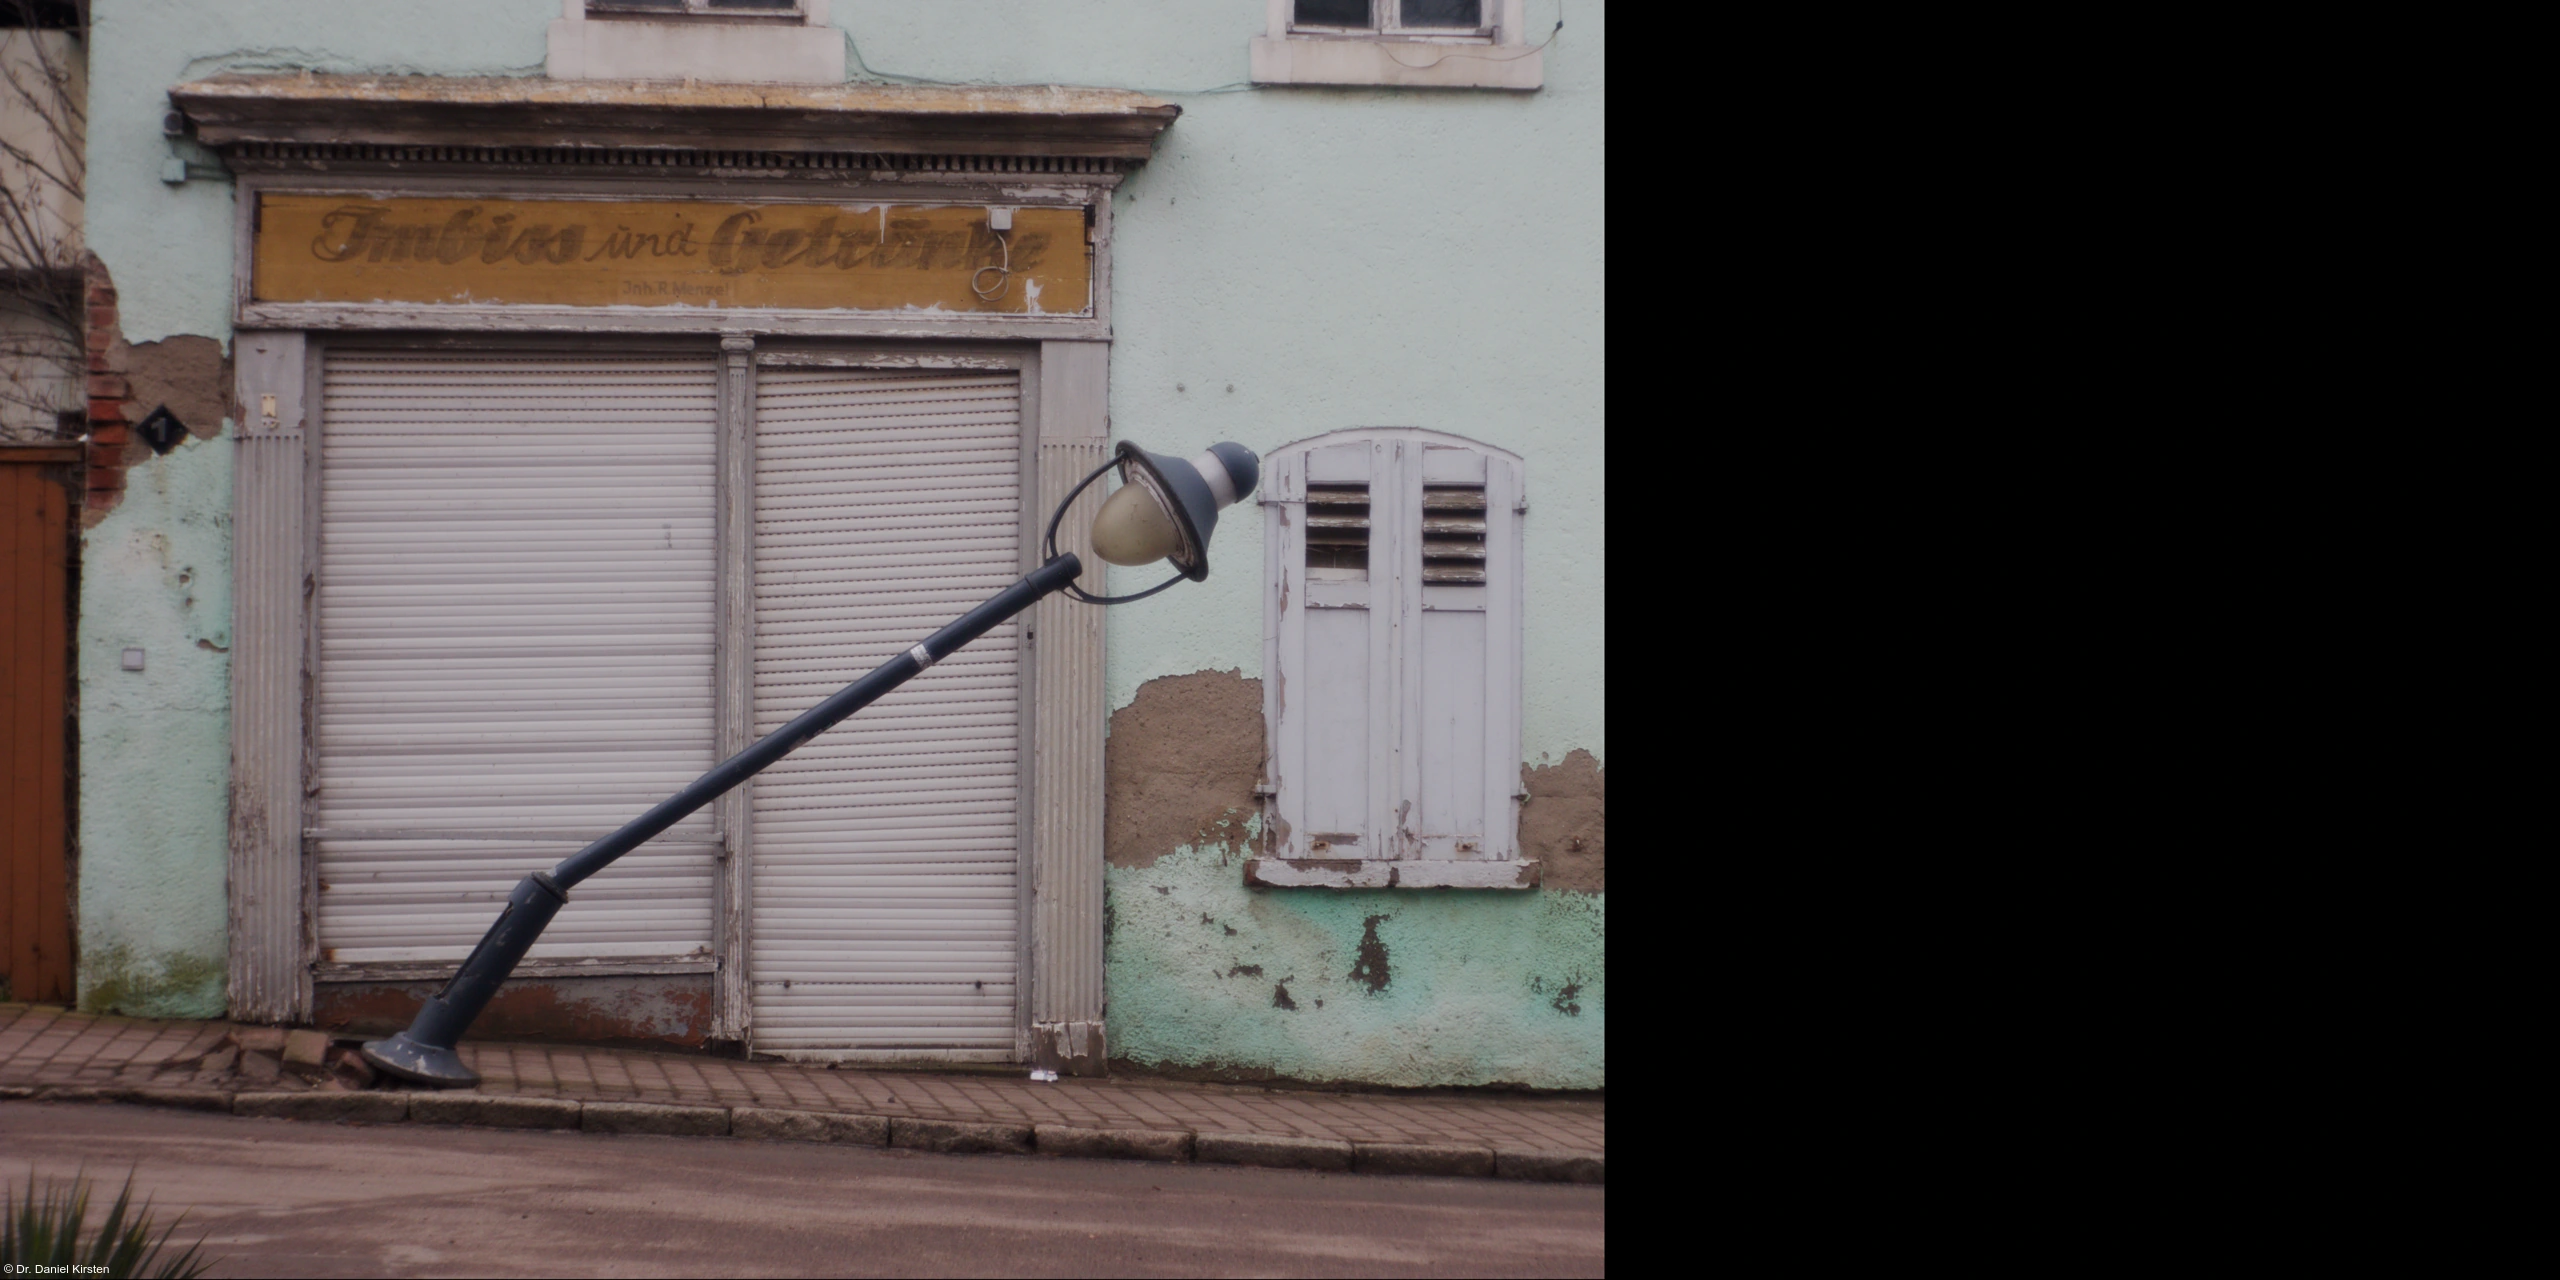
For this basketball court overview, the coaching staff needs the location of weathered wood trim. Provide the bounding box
[1242,858,1540,890]
[171,75,1180,159]
[712,334,756,1043]
[1030,339,1109,1074]
[237,302,1110,342]
[1013,345,1042,1062]
[314,957,716,984]
[227,331,311,1023]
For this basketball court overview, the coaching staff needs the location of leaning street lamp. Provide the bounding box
[363,440,1261,1088]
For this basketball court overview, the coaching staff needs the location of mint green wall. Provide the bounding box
[1107,841,1602,1089]
[79,2,1602,1085]
[73,436,231,1016]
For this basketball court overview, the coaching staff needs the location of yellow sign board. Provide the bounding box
[251,195,1090,315]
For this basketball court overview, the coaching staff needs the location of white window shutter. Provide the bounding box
[1264,430,1523,872]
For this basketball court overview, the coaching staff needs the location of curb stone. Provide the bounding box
[1493,1149,1604,1184]
[1034,1124,1193,1163]
[730,1108,888,1146]
[1354,1142,1495,1178]
[583,1101,728,1137]
[235,1090,409,1124]
[1195,1132,1355,1172]
[406,1092,582,1130]
[890,1117,1034,1155]
[123,1087,236,1113]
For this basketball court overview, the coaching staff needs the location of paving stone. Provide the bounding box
[891,1117,1034,1155]
[282,1029,330,1067]
[235,1091,409,1123]
[230,1027,287,1053]
[407,1092,582,1130]
[1494,1149,1605,1184]
[732,1108,890,1146]
[1035,1125,1193,1163]
[1354,1142,1495,1178]
[1195,1132,1355,1172]
[238,1050,282,1083]
[583,1101,730,1137]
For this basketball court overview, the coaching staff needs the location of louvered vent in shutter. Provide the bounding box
[749,369,1024,1056]
[1421,485,1488,585]
[314,352,720,964]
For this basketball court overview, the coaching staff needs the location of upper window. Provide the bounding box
[551,0,844,83]
[1253,0,1543,89]
[1250,430,1531,890]
[1292,0,1491,38]
[587,0,804,16]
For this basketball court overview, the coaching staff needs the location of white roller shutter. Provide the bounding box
[314,352,720,964]
[749,369,1024,1055]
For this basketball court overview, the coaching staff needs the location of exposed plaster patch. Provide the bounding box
[1522,748,1605,893]
[1271,979,1296,1010]
[1105,669,1264,869]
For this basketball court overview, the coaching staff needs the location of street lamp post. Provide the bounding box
[362,441,1261,1088]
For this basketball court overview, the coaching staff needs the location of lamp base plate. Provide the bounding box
[360,1033,481,1089]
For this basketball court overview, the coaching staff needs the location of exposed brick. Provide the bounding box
[86,445,122,470]
[89,425,128,446]
[582,1101,729,1137]
[87,374,129,399]
[87,399,126,422]
[1034,1125,1192,1163]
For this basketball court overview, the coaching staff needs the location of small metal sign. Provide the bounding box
[135,405,187,454]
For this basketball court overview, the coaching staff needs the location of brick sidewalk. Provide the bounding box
[0,1003,1601,1182]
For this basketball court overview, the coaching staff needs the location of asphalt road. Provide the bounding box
[0,1101,1602,1277]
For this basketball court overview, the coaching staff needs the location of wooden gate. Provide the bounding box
[2,443,76,1005]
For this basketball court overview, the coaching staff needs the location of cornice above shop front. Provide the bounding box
[169,75,1181,164]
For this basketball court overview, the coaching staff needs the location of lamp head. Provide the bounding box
[1089,441,1259,581]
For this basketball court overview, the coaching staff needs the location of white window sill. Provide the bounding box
[1244,858,1541,889]
[548,16,846,84]
[1248,36,1542,90]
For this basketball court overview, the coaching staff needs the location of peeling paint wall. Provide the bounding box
[1103,671,1604,1089]
[75,432,230,1016]
[1105,843,1604,1090]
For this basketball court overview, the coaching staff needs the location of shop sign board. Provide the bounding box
[251,195,1090,315]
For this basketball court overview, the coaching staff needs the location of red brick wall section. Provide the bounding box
[82,252,129,521]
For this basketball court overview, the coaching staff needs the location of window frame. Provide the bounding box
[1252,0,1543,89]
[1288,0,1497,43]
[1250,428,1532,891]
[586,0,809,19]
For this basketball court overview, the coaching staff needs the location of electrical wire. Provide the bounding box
[970,225,1011,302]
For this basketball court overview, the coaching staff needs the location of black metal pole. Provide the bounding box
[363,553,1085,1087]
